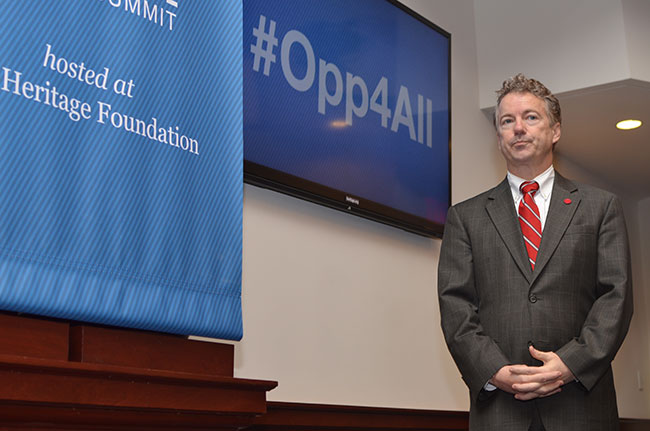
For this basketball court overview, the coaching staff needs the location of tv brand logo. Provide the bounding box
[250,14,436,149]
[346,196,360,206]
[99,0,178,31]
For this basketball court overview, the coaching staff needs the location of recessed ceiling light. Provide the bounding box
[616,119,642,130]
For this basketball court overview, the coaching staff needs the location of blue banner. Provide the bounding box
[0,1,243,339]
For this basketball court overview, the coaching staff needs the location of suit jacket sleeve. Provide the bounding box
[438,204,509,399]
[555,194,633,391]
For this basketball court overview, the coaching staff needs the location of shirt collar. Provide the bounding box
[507,165,555,201]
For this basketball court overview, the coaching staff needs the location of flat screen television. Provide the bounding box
[243,0,450,237]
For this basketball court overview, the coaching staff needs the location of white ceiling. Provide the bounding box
[554,79,650,200]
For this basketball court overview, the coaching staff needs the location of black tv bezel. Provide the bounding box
[243,0,451,238]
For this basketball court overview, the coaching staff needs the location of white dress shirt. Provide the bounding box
[507,165,555,232]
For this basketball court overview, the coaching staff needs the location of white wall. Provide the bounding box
[634,197,650,409]
[623,0,650,82]
[615,197,650,416]
[474,0,629,108]
[233,0,500,411]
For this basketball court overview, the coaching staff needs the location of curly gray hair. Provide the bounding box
[494,73,561,128]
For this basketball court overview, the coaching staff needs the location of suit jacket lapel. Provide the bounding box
[486,178,533,283]
[531,172,580,284]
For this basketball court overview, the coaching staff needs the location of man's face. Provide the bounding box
[496,92,561,173]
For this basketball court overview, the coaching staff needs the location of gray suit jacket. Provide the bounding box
[438,173,633,431]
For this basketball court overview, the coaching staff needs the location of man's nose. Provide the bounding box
[513,118,526,134]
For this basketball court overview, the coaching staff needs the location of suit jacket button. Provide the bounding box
[529,294,538,303]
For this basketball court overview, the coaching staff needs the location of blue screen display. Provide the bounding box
[244,0,450,233]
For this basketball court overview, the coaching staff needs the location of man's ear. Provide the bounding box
[552,122,561,145]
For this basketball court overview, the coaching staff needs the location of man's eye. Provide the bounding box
[526,115,538,121]
[501,118,513,125]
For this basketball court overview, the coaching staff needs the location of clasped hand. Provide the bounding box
[489,345,575,401]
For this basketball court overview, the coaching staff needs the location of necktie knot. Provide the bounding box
[521,181,539,195]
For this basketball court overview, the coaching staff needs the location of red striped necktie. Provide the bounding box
[519,181,542,270]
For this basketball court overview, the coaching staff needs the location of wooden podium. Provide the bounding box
[0,312,277,430]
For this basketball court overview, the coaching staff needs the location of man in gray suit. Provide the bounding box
[438,74,633,431]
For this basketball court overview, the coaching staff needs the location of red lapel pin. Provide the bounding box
[564,198,572,204]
